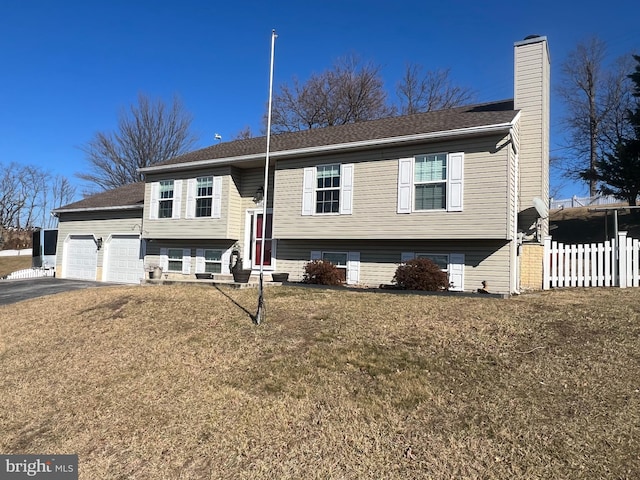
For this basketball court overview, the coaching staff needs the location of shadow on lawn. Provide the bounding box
[214,285,258,324]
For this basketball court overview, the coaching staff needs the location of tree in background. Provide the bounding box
[270,54,394,132]
[0,162,76,248]
[584,55,640,206]
[558,36,634,196]
[396,64,475,115]
[78,93,198,191]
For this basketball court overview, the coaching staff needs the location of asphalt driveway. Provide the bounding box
[0,278,112,306]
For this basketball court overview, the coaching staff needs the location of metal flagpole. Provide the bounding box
[255,29,277,325]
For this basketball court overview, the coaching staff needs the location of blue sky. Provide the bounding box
[1,0,638,201]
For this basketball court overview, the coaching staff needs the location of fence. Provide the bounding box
[0,248,32,257]
[550,195,622,210]
[3,268,55,280]
[543,232,640,289]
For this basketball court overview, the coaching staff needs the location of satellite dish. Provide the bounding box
[533,197,547,218]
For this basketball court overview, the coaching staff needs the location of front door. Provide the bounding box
[246,210,274,269]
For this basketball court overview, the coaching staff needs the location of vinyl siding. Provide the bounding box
[275,239,513,294]
[273,135,511,240]
[55,210,143,277]
[515,37,550,238]
[144,239,236,280]
[143,166,241,240]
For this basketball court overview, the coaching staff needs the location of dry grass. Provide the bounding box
[1,285,639,479]
[0,255,32,277]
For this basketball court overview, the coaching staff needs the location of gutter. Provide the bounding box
[52,204,143,215]
[139,122,515,174]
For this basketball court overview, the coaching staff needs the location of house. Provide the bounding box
[53,36,550,295]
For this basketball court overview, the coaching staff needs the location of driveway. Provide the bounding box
[0,278,111,306]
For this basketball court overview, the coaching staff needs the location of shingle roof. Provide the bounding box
[56,100,517,212]
[53,182,145,212]
[156,99,517,167]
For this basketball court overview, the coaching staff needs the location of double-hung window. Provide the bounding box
[401,252,465,291]
[414,154,447,210]
[397,152,463,213]
[158,180,174,218]
[150,180,182,219]
[302,163,354,216]
[186,176,222,219]
[316,164,341,213]
[195,176,213,217]
[168,248,184,272]
[204,249,222,273]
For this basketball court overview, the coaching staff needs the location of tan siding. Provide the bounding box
[143,166,241,240]
[144,239,236,280]
[55,210,142,277]
[515,37,550,238]
[275,239,513,294]
[273,136,511,240]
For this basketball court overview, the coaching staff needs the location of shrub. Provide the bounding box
[303,260,343,286]
[393,258,449,291]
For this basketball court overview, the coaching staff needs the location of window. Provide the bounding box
[158,180,174,218]
[416,253,449,271]
[397,153,463,213]
[302,164,354,216]
[195,176,213,217]
[204,249,222,273]
[316,164,341,213]
[168,248,183,272]
[414,154,447,210]
[310,250,360,284]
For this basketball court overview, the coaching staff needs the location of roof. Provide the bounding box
[53,182,145,213]
[56,100,518,212]
[142,99,518,171]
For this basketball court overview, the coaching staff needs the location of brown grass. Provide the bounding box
[1,285,639,479]
[0,255,32,277]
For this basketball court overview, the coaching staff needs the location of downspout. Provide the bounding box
[511,127,521,295]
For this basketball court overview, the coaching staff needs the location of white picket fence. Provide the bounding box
[550,194,622,210]
[3,268,55,280]
[543,232,640,289]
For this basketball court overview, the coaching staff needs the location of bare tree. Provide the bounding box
[558,37,633,196]
[43,175,77,228]
[78,93,198,191]
[396,64,475,114]
[233,126,254,140]
[271,54,394,132]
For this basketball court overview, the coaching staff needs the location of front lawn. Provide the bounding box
[0,285,638,479]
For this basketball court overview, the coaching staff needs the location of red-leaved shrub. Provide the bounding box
[393,258,449,291]
[303,260,343,286]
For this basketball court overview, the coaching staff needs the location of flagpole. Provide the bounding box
[255,29,277,325]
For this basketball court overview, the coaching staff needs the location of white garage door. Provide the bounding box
[104,235,143,284]
[64,235,98,281]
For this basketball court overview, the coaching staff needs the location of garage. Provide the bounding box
[63,235,98,281]
[104,234,144,284]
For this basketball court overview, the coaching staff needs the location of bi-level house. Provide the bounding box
[53,36,550,295]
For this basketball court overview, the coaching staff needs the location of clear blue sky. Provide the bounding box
[1,0,638,201]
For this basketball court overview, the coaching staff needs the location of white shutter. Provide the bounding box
[195,248,205,273]
[159,248,168,271]
[448,253,465,291]
[447,152,464,212]
[212,177,222,218]
[172,180,183,219]
[302,167,315,216]
[340,163,354,215]
[401,252,415,263]
[186,179,196,219]
[347,251,360,285]
[397,158,413,214]
[310,251,322,260]
[182,248,191,274]
[149,182,159,220]
[221,248,231,274]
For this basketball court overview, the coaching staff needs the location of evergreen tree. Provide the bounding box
[584,55,640,205]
